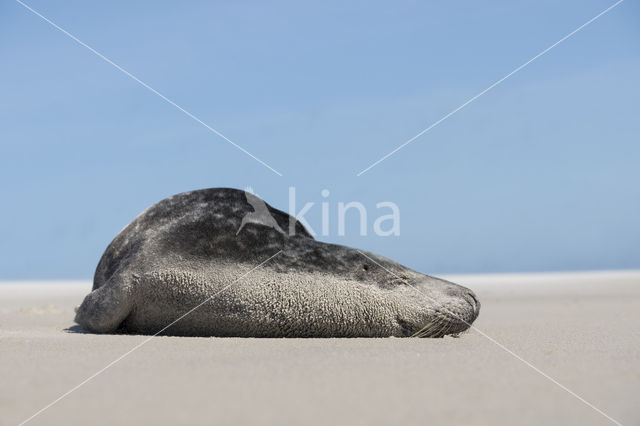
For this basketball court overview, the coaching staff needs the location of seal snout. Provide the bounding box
[414,278,480,337]
[441,282,480,318]
[447,285,480,326]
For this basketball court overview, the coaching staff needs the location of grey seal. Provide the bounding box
[75,188,480,337]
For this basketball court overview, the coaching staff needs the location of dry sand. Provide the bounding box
[1,271,639,426]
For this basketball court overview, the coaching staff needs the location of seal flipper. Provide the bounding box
[75,274,134,333]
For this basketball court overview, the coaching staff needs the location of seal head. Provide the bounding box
[75,188,480,337]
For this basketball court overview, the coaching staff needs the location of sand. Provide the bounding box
[1,271,639,426]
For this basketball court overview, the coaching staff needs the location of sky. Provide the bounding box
[0,0,638,279]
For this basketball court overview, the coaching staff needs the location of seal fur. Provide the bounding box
[75,188,480,337]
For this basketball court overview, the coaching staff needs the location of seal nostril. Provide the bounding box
[465,290,480,314]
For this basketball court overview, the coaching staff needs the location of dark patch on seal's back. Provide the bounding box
[94,188,313,288]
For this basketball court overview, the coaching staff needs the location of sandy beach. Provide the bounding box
[1,271,638,426]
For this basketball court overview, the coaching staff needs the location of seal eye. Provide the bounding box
[362,264,370,271]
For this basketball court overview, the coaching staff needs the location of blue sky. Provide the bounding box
[1,0,638,279]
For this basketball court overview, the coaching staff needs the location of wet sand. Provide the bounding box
[1,271,638,426]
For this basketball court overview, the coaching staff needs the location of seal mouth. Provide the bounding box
[410,315,470,338]
[410,318,453,338]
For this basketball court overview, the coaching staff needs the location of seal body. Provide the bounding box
[75,188,480,337]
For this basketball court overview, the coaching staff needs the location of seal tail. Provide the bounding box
[75,274,133,333]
